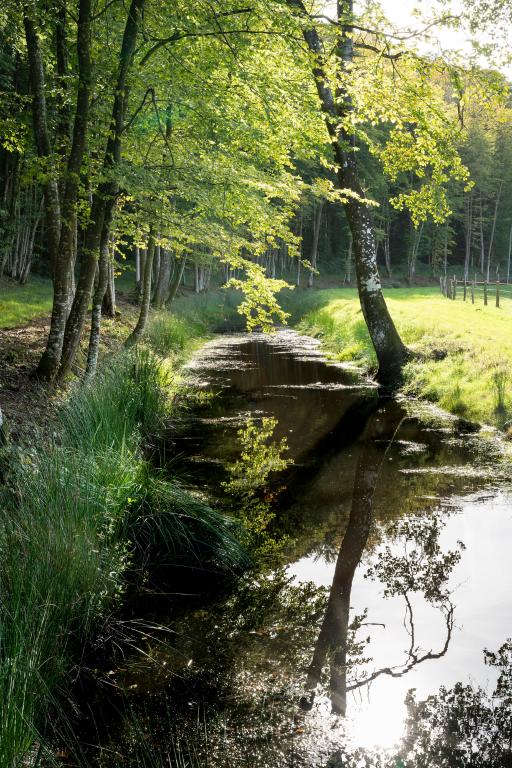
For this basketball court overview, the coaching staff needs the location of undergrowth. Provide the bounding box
[0,313,248,767]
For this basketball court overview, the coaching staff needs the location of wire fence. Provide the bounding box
[440,275,512,308]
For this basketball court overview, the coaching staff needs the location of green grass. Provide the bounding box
[282,286,512,428]
[0,313,248,767]
[0,276,53,328]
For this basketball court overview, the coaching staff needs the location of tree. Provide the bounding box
[23,0,91,380]
[284,0,409,386]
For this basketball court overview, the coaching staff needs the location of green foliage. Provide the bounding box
[228,265,292,332]
[222,416,290,560]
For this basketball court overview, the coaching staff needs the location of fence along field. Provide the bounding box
[440,275,512,308]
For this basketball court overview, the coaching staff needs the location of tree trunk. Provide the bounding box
[507,223,512,284]
[26,0,91,380]
[152,242,161,292]
[408,221,424,284]
[464,192,472,281]
[102,256,116,317]
[308,201,323,288]
[56,0,145,382]
[85,223,110,378]
[286,0,408,386]
[383,200,392,278]
[486,184,502,283]
[443,224,449,279]
[167,257,187,305]
[479,197,485,276]
[153,248,173,308]
[57,196,107,381]
[135,245,141,289]
[125,232,155,346]
[24,12,62,378]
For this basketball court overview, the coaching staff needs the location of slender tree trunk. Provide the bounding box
[135,244,141,289]
[486,183,502,283]
[443,224,449,276]
[167,256,187,305]
[153,248,173,308]
[464,192,472,281]
[26,0,91,380]
[308,201,324,288]
[125,232,155,346]
[408,221,423,284]
[507,223,512,284]
[56,0,145,382]
[24,12,61,378]
[102,255,116,317]
[57,195,107,381]
[383,200,391,278]
[286,0,408,386]
[479,197,485,276]
[85,222,110,378]
[152,242,161,292]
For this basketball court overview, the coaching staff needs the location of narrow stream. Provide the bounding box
[90,331,512,766]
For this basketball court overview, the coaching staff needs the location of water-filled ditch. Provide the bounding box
[82,330,512,767]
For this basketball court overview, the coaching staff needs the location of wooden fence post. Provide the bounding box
[453,275,457,300]
[471,280,475,304]
[484,281,488,306]
[463,280,467,301]
[496,280,500,308]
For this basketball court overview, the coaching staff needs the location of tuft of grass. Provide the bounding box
[60,345,174,452]
[146,313,193,359]
[490,361,509,417]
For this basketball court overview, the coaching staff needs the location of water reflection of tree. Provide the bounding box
[399,640,512,768]
[303,399,463,716]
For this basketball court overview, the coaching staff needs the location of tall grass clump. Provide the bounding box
[490,360,509,417]
[0,340,247,766]
[147,313,193,359]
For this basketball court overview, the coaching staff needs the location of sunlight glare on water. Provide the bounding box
[288,489,512,750]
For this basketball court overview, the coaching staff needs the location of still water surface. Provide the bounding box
[98,331,512,766]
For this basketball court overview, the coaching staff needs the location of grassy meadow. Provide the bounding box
[0,276,53,328]
[283,285,512,428]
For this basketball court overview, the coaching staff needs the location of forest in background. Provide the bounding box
[1,0,511,386]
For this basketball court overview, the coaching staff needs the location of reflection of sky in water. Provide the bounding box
[288,490,512,750]
[106,331,511,766]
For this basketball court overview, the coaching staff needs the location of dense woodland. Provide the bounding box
[1,0,510,384]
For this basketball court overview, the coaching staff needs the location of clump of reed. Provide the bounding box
[0,330,247,765]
